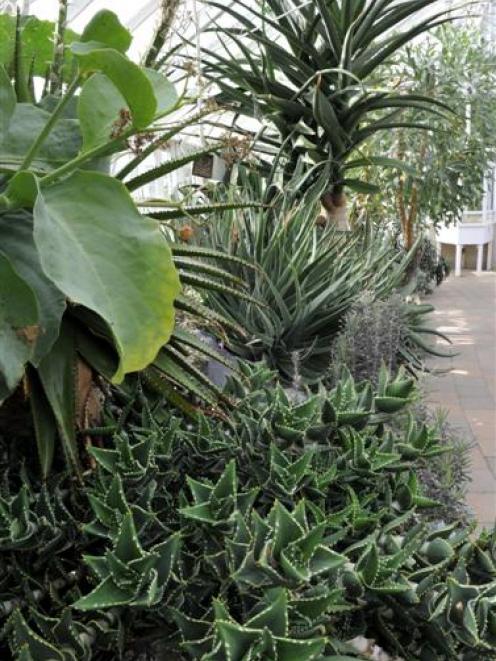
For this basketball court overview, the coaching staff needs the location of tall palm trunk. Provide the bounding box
[321,185,349,230]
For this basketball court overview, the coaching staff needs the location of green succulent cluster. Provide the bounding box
[201,180,451,383]
[0,483,73,553]
[1,363,495,660]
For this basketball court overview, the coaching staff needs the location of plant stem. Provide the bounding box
[40,119,182,188]
[40,131,133,187]
[19,76,81,171]
[49,0,68,96]
[115,105,209,181]
[143,0,181,68]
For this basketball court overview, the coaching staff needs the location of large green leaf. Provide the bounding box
[71,42,156,129]
[0,103,81,173]
[80,10,131,53]
[0,252,38,401]
[78,69,177,153]
[144,68,178,116]
[0,64,15,138]
[78,73,128,153]
[33,170,181,382]
[0,210,65,364]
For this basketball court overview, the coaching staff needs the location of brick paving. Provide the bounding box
[423,271,496,529]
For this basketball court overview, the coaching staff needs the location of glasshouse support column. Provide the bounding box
[455,244,463,277]
[477,244,484,273]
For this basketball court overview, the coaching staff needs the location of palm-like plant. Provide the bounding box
[203,0,455,216]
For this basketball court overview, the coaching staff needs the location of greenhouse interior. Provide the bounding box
[0,0,496,659]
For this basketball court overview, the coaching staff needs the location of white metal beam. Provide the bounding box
[127,0,157,30]
[67,0,95,22]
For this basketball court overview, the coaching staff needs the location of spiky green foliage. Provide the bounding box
[330,292,452,388]
[202,0,455,196]
[1,363,494,660]
[201,182,450,382]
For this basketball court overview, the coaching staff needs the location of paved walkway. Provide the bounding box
[424,271,496,529]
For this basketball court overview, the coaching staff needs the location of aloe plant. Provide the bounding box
[202,0,455,209]
[1,363,495,659]
[201,179,449,382]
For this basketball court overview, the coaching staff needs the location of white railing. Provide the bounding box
[437,209,495,275]
[462,210,496,224]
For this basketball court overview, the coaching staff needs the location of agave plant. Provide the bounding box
[0,9,256,477]
[200,178,449,382]
[202,0,455,214]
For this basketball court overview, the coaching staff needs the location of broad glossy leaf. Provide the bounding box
[81,10,131,53]
[38,93,79,119]
[0,252,38,401]
[78,70,177,153]
[0,210,66,364]
[72,42,156,129]
[33,170,181,382]
[0,64,15,137]
[0,103,81,173]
